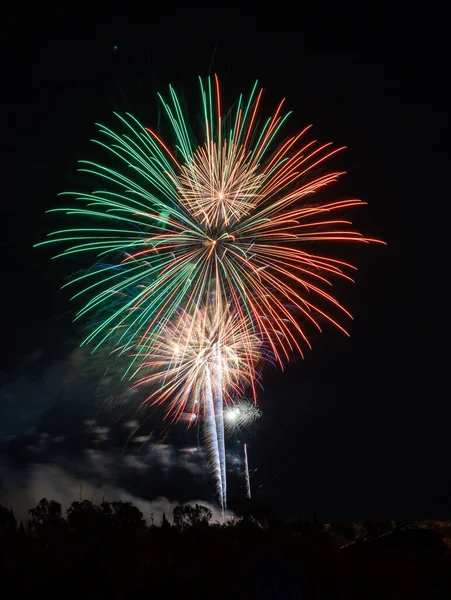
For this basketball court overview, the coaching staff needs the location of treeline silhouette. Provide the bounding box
[1,499,451,598]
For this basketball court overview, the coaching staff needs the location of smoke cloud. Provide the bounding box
[0,461,228,524]
[0,347,240,521]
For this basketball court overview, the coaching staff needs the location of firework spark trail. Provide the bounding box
[223,400,260,502]
[132,306,261,420]
[36,75,384,506]
[204,365,223,507]
[244,443,251,499]
[132,305,261,508]
[215,345,227,508]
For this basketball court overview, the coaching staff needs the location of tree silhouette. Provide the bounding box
[172,504,212,530]
[0,505,16,538]
[161,512,170,530]
[65,499,148,540]
[228,497,273,524]
[18,522,26,539]
[1,494,450,598]
[108,501,146,535]
[28,498,66,539]
[67,500,105,538]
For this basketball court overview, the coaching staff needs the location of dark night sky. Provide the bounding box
[1,7,450,520]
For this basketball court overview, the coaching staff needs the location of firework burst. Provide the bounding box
[36,76,383,507]
[133,305,261,422]
[36,76,383,377]
[132,305,261,508]
[224,398,262,436]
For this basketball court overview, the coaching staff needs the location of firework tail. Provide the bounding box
[215,345,227,508]
[204,366,224,511]
[244,443,251,499]
[215,399,227,509]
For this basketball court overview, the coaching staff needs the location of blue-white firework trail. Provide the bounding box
[215,345,227,508]
[133,306,261,510]
[244,443,251,499]
[204,365,223,506]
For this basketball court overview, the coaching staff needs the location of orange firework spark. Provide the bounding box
[132,304,261,423]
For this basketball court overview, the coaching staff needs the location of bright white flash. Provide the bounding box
[223,399,261,435]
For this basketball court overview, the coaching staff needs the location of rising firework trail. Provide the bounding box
[244,443,251,500]
[133,305,261,508]
[224,400,261,503]
[214,346,227,508]
[204,365,223,507]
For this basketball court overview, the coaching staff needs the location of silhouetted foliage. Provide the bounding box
[228,496,273,524]
[0,498,450,599]
[65,499,147,541]
[161,512,170,530]
[108,500,147,535]
[0,504,16,537]
[172,503,212,530]
[67,499,105,538]
[27,498,67,539]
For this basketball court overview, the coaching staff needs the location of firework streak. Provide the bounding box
[133,306,261,507]
[36,76,383,508]
[244,443,251,500]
